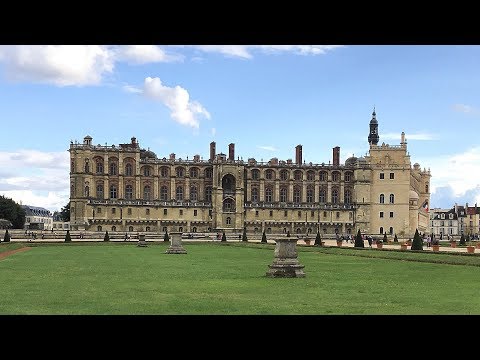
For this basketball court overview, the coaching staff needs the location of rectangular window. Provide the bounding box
[112,208,116,214]
[323,211,327,217]
[146,209,150,215]
[311,211,315,217]
[390,212,394,218]
[209,210,212,217]
[255,210,259,217]
[194,209,197,216]
[336,212,340,219]
[127,208,131,215]
[380,211,384,218]
[164,209,167,215]
[180,209,183,216]
[390,172,394,179]
[298,211,301,218]
[269,210,273,217]
[284,210,288,217]
[380,173,384,179]
[97,208,101,214]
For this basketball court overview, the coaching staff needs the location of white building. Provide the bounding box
[430,207,459,238]
[22,205,53,230]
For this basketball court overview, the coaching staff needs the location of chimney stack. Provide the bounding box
[333,146,340,166]
[229,143,235,161]
[401,131,405,145]
[295,145,303,165]
[169,153,176,161]
[210,142,216,161]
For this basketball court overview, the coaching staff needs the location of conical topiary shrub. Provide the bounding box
[65,230,71,242]
[286,230,290,237]
[104,230,110,242]
[459,233,466,245]
[242,227,248,242]
[261,230,267,243]
[3,229,11,242]
[163,230,170,242]
[411,229,423,251]
[221,231,226,242]
[354,229,364,248]
[394,234,398,242]
[314,230,321,246]
[383,233,388,244]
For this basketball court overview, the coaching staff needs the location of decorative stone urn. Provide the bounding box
[266,238,305,278]
[432,244,440,252]
[137,234,148,247]
[467,246,475,254]
[165,232,187,254]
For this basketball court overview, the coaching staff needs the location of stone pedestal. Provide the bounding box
[266,238,305,278]
[165,232,187,254]
[137,234,148,247]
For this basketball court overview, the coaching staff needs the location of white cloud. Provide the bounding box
[115,45,183,64]
[453,103,479,114]
[0,45,115,86]
[418,147,480,200]
[381,132,438,141]
[211,128,216,137]
[257,145,277,152]
[0,150,70,212]
[122,84,142,94]
[187,45,344,59]
[142,77,210,128]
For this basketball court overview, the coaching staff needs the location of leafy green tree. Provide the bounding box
[3,229,11,242]
[383,233,388,244]
[314,230,322,246]
[411,229,423,251]
[60,202,70,222]
[242,227,248,242]
[104,230,110,242]
[459,233,466,246]
[0,195,25,229]
[64,230,71,242]
[354,229,364,248]
[394,234,398,242]
[164,230,170,242]
[261,230,267,243]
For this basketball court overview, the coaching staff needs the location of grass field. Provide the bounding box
[1,242,479,315]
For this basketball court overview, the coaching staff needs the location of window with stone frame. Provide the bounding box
[160,167,169,178]
[110,185,117,199]
[190,167,198,178]
[319,188,326,203]
[96,183,103,199]
[125,163,133,176]
[307,171,315,181]
[294,170,303,181]
[252,169,260,180]
[280,187,288,202]
[176,167,184,178]
[280,170,289,181]
[265,187,273,202]
[190,185,198,201]
[344,189,351,204]
[306,186,314,203]
[332,189,338,204]
[251,187,259,202]
[143,185,151,200]
[160,185,168,201]
[293,186,301,203]
[176,186,184,201]
[205,186,212,202]
[125,184,133,200]
[265,169,274,180]
[319,171,327,182]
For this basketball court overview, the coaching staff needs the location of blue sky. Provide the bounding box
[0,45,479,212]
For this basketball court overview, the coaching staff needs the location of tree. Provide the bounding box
[163,230,170,242]
[394,234,398,242]
[0,195,25,229]
[411,229,423,251]
[314,230,322,246]
[354,229,364,248]
[261,230,267,243]
[383,233,388,244]
[460,233,466,246]
[60,202,70,222]
[242,227,248,242]
[3,229,11,242]
[64,230,71,242]
[221,231,226,242]
[104,230,110,242]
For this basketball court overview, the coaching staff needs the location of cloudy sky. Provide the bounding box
[0,45,479,212]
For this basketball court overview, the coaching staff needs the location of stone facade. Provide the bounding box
[69,111,431,238]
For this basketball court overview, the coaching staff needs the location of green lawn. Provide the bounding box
[1,242,479,314]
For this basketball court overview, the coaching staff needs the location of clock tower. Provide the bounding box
[368,107,379,145]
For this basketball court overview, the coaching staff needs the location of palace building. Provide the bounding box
[69,110,431,238]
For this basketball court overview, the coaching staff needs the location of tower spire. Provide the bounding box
[368,108,379,145]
